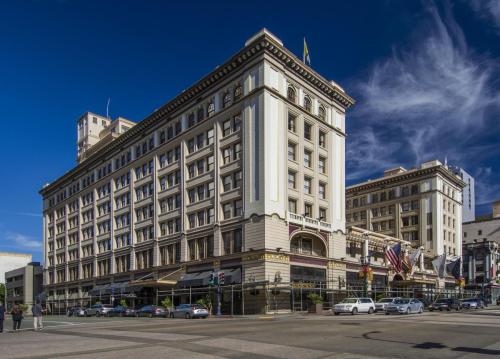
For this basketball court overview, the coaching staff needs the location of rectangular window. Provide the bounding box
[223,203,232,219]
[304,177,312,194]
[288,199,297,213]
[319,131,326,147]
[318,156,326,174]
[288,113,296,132]
[304,150,312,168]
[288,171,296,189]
[288,142,296,161]
[304,203,313,217]
[318,183,326,199]
[304,122,312,140]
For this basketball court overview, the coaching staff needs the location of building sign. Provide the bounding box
[242,253,289,263]
[328,261,346,270]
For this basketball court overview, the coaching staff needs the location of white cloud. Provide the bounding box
[5,231,42,249]
[470,0,500,31]
[347,2,500,182]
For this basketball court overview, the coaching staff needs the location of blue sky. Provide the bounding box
[0,0,499,262]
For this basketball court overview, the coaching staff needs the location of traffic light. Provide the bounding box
[218,271,225,285]
[209,272,215,286]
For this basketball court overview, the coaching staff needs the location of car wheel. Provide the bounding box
[351,307,358,315]
[185,313,191,319]
[368,307,374,314]
[406,308,411,315]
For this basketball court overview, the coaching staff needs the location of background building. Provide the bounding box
[346,160,466,263]
[5,262,43,311]
[40,29,354,311]
[449,165,475,223]
[0,252,32,284]
[462,200,500,298]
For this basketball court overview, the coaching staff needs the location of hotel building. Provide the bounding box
[40,29,355,307]
[346,160,466,263]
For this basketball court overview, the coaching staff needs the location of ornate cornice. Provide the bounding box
[347,165,466,194]
[40,31,354,196]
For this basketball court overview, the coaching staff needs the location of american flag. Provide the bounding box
[386,243,402,272]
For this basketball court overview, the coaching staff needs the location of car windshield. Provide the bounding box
[394,299,410,304]
[378,299,394,303]
[342,299,358,304]
[436,299,449,303]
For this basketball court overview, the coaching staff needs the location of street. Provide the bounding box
[1,309,500,359]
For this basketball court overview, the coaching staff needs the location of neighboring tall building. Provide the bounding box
[40,29,354,309]
[5,262,43,311]
[346,160,466,259]
[77,112,136,163]
[462,201,500,302]
[449,165,475,223]
[0,252,32,284]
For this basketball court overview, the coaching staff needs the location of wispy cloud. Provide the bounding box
[0,210,41,218]
[4,231,42,249]
[347,2,500,183]
[470,0,500,32]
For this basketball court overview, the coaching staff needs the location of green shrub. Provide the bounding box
[119,299,128,308]
[307,293,324,304]
[161,297,173,309]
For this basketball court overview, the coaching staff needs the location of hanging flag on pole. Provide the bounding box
[303,37,311,66]
[385,243,402,272]
[446,256,462,279]
[409,247,422,274]
[432,254,447,278]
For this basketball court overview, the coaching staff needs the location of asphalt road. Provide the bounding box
[1,309,500,359]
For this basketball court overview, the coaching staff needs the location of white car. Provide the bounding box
[334,298,375,315]
[375,297,401,312]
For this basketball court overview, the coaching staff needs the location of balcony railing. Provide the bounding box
[287,212,333,232]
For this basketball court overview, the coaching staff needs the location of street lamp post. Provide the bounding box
[360,255,372,297]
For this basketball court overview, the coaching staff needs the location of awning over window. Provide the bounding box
[177,271,213,287]
[223,268,242,284]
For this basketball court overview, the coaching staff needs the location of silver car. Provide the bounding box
[84,304,114,317]
[385,298,423,315]
[170,304,209,319]
[375,298,401,312]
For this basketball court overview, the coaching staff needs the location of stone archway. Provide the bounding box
[290,231,327,257]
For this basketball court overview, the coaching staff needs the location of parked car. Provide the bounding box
[428,298,461,311]
[460,298,484,310]
[67,306,85,317]
[385,298,424,315]
[375,298,401,312]
[170,304,209,319]
[84,304,114,317]
[333,298,375,315]
[107,305,137,317]
[136,305,168,318]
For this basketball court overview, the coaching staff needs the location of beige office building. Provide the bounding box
[40,29,355,309]
[346,160,466,261]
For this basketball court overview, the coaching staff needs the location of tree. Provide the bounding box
[161,297,172,309]
[196,295,214,316]
[119,299,128,308]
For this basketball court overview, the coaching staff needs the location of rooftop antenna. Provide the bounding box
[106,98,111,119]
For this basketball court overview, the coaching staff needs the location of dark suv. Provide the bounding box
[428,298,461,311]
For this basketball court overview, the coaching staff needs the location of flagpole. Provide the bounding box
[302,37,305,63]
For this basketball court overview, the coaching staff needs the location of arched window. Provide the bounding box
[287,86,296,102]
[197,107,205,122]
[318,105,325,120]
[290,233,327,257]
[234,83,243,100]
[304,96,312,113]
[207,101,215,117]
[223,92,232,108]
